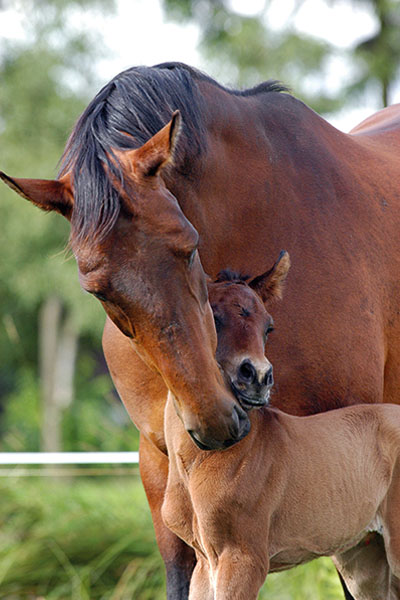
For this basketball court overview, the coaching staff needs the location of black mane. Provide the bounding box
[59,62,287,243]
[156,62,288,97]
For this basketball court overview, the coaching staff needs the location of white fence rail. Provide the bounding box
[0,452,139,464]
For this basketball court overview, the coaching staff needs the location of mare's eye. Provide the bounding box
[92,291,108,302]
[187,248,197,268]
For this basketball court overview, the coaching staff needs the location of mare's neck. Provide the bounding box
[164,84,357,276]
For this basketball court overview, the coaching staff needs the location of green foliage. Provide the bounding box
[64,349,139,452]
[261,559,344,599]
[349,0,400,106]
[0,0,113,335]
[0,0,118,452]
[0,476,344,598]
[0,355,138,452]
[0,368,41,451]
[161,0,342,113]
[162,0,400,111]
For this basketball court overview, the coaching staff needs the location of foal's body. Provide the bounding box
[162,265,400,600]
[163,400,400,600]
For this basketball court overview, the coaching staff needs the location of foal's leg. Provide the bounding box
[383,467,400,583]
[213,549,268,600]
[334,534,391,600]
[189,557,214,600]
[140,435,196,600]
[389,575,400,599]
[337,571,357,600]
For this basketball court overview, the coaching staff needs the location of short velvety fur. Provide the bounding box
[58,62,285,244]
[163,263,400,600]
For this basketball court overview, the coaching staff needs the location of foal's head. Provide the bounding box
[208,251,290,409]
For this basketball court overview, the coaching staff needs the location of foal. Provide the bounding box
[162,251,400,600]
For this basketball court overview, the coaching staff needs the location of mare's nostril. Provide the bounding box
[238,360,257,385]
[264,366,274,387]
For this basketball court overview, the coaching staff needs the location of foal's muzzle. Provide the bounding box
[231,359,273,409]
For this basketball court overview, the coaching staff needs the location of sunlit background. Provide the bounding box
[2,0,398,130]
[0,0,399,597]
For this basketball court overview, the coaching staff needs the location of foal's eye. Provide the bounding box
[264,324,274,339]
[213,315,223,333]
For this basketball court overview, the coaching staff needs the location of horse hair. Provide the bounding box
[214,269,250,284]
[59,62,288,244]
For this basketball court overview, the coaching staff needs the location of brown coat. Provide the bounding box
[163,400,400,599]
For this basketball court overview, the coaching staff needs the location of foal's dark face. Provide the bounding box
[208,279,275,409]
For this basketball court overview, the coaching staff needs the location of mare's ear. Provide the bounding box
[0,171,73,218]
[120,110,182,181]
[249,250,291,303]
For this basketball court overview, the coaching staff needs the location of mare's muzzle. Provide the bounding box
[187,403,250,451]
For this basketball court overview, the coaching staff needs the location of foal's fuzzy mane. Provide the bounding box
[58,62,288,244]
[214,269,250,284]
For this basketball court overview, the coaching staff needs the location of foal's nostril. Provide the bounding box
[238,360,257,385]
[264,366,274,387]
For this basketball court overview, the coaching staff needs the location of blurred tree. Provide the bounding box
[349,0,400,106]
[161,0,400,112]
[0,0,119,452]
[162,0,341,113]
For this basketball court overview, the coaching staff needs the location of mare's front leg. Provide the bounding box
[140,435,196,599]
[102,318,196,599]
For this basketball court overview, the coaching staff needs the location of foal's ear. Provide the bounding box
[249,251,291,303]
[0,171,73,218]
[121,110,182,181]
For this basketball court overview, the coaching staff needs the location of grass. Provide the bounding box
[0,475,344,599]
[0,476,164,599]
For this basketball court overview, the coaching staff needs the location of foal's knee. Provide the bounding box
[214,549,268,600]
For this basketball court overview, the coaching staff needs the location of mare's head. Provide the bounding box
[0,66,251,450]
[208,251,290,409]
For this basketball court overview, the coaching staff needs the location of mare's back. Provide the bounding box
[349,103,400,146]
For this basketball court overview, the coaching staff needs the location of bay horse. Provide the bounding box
[164,257,400,599]
[2,62,400,598]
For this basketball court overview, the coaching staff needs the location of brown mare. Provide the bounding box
[2,62,400,599]
[164,256,400,599]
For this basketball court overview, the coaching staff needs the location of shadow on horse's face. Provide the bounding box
[0,114,250,451]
